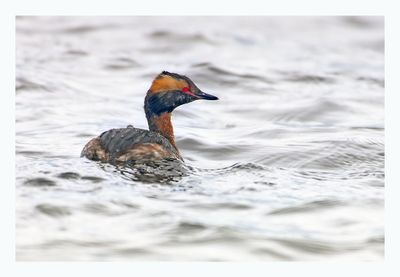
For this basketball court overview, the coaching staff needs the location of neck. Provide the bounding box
[145,110,177,150]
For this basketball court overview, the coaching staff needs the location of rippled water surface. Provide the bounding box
[16,16,384,261]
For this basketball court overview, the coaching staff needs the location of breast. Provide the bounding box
[81,127,181,163]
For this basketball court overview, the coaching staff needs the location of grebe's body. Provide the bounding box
[81,71,218,163]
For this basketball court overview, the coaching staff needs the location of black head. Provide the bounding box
[144,71,218,116]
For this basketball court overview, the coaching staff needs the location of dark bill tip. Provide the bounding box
[196,91,219,100]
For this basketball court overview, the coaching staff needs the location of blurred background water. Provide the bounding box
[15,16,384,261]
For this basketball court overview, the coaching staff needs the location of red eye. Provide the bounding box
[182,87,190,92]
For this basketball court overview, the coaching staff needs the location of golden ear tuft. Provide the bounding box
[149,74,187,93]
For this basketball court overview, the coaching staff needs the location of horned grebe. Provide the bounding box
[81,71,218,163]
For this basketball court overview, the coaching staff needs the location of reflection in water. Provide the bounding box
[112,159,189,184]
[16,16,384,261]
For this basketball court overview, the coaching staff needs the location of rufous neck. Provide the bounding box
[146,112,177,149]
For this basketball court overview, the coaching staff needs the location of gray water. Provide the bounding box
[15,16,384,261]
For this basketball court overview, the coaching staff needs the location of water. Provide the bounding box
[15,16,384,261]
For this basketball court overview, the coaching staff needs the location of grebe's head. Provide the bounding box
[145,71,218,115]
